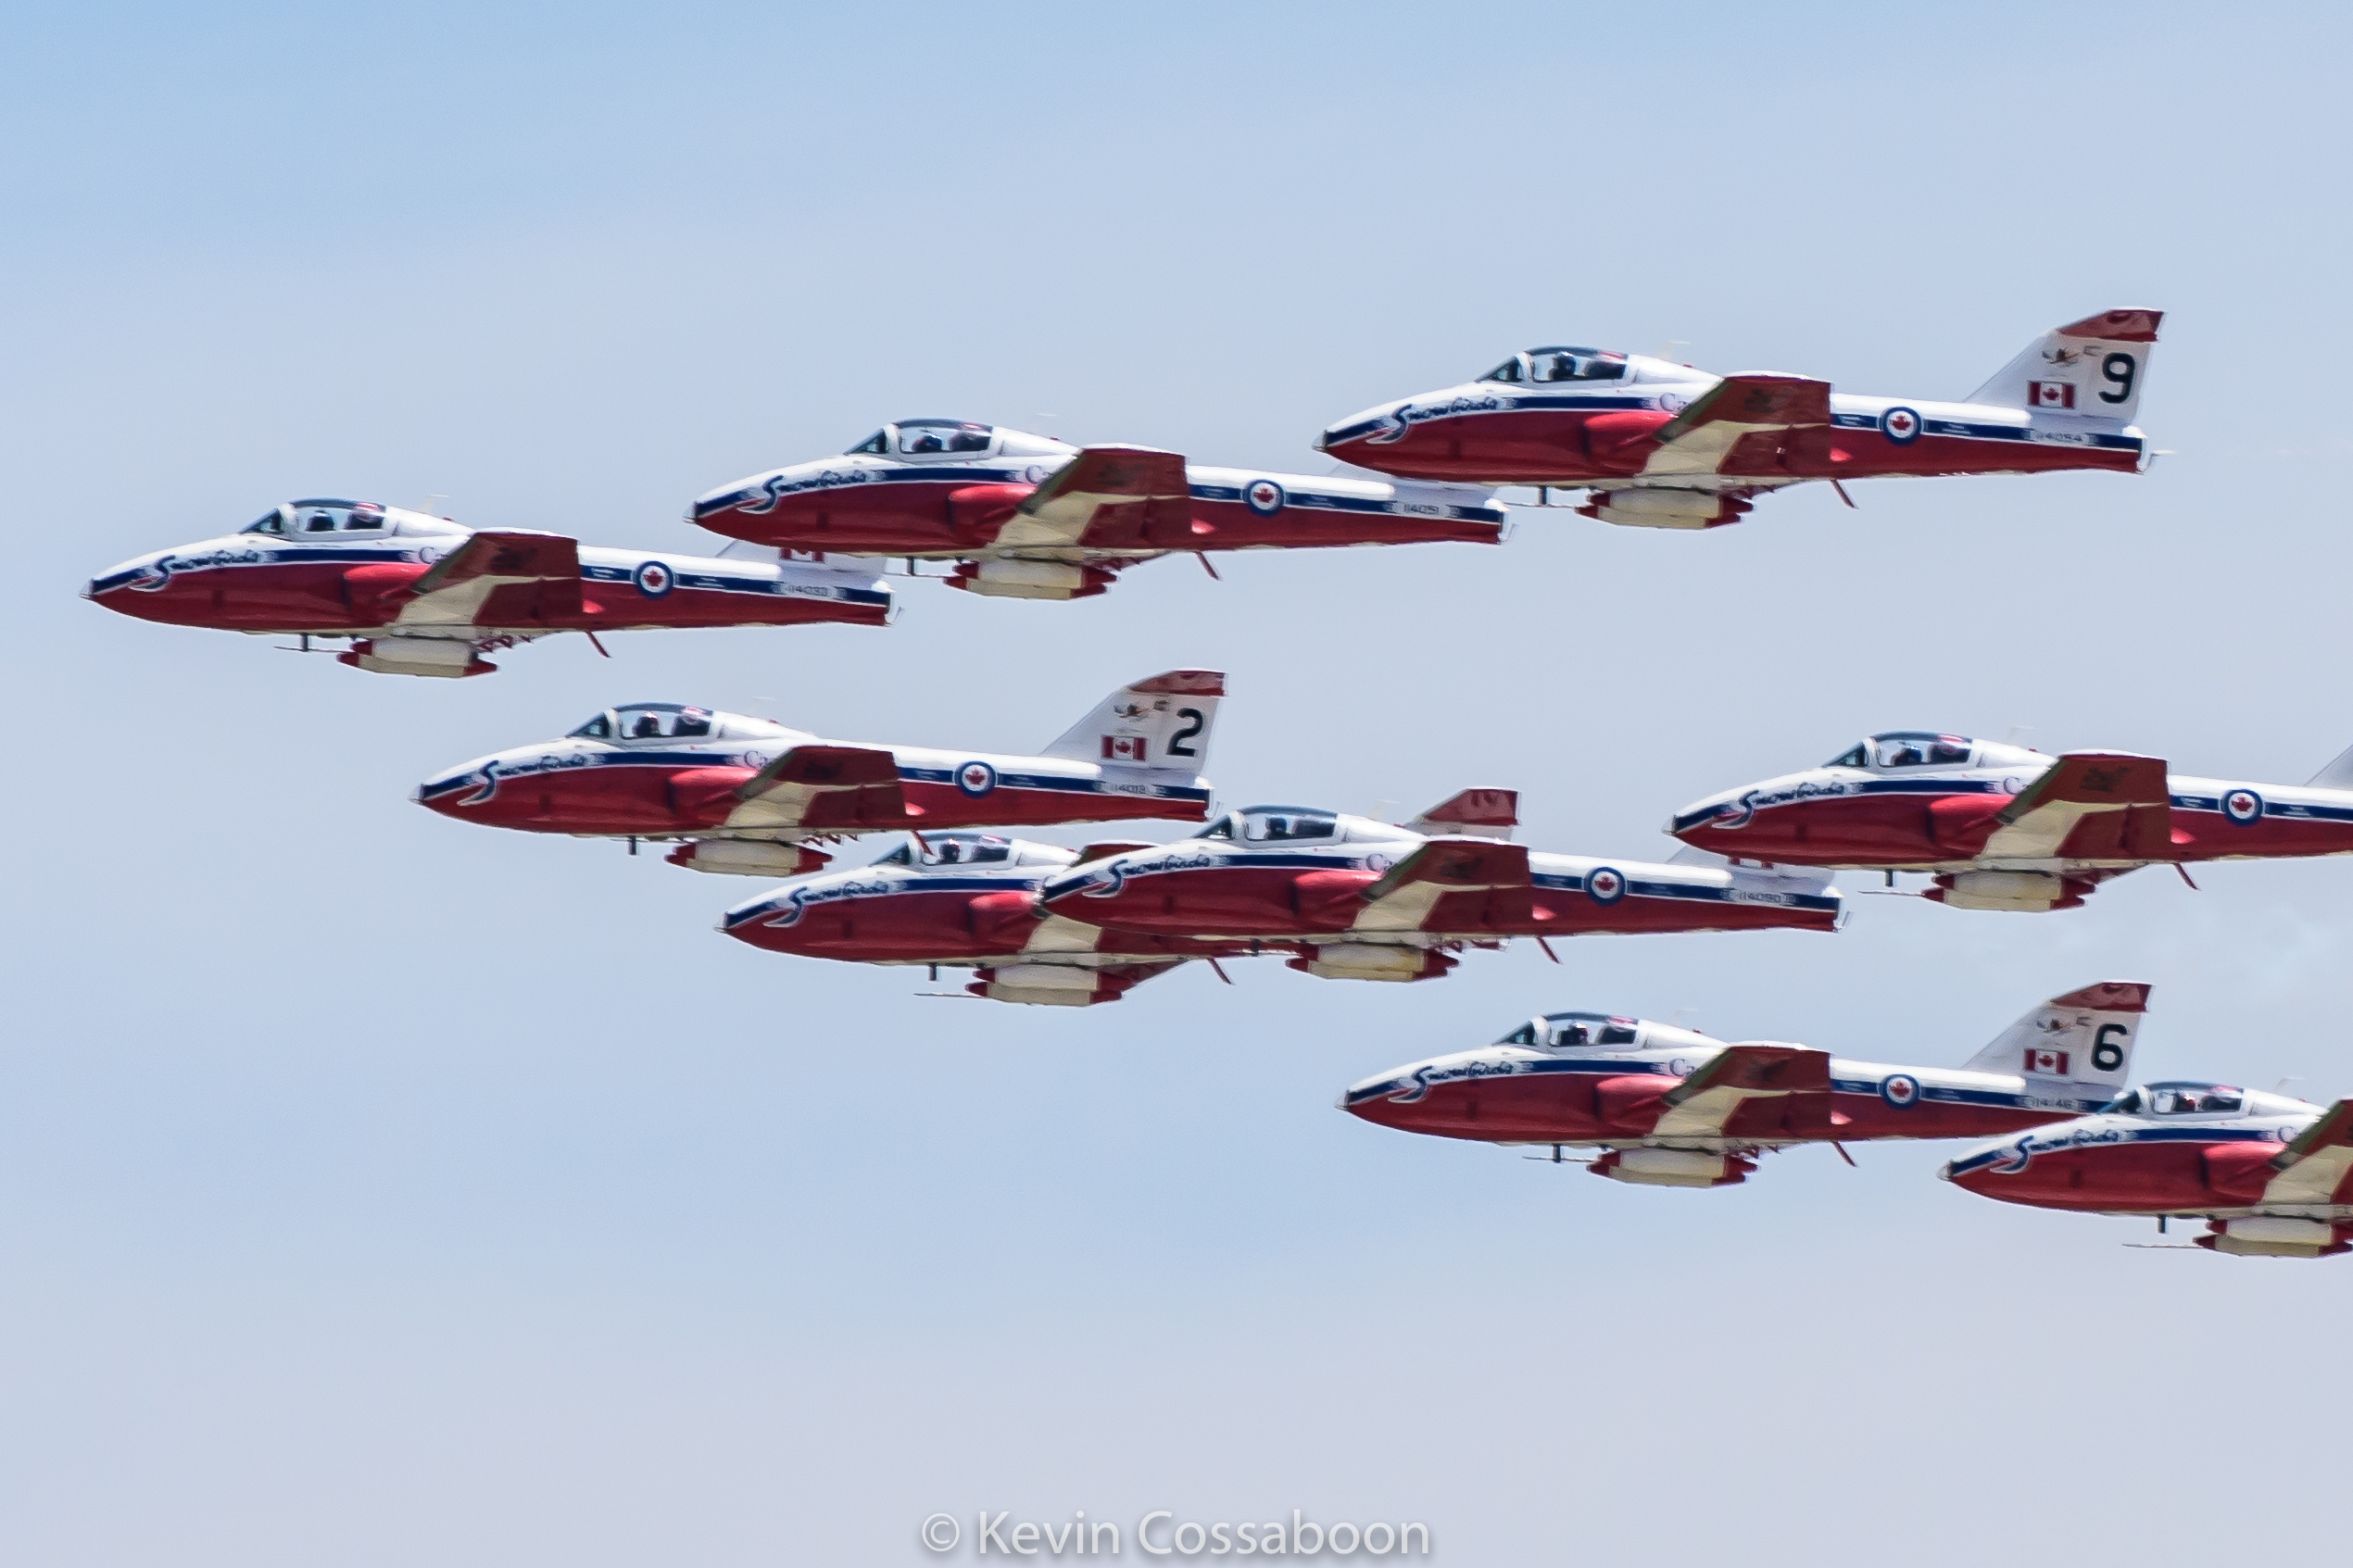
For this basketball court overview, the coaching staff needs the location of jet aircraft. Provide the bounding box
[85,499,891,676]
[1032,791,1841,984]
[1341,982,2145,1188]
[414,670,1223,875]
[1316,309,2160,529]
[718,831,1265,1005]
[1944,1085,2353,1259]
[1669,731,2353,912]
[688,420,1507,600]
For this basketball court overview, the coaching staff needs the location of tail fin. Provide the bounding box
[1961,981,2150,1090]
[1403,788,1517,839]
[1042,670,1223,772]
[1965,308,2161,422]
[2309,742,2353,791]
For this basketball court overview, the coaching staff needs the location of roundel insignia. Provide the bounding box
[1586,866,1627,906]
[1881,405,1922,445]
[956,760,998,797]
[1881,1073,1921,1109]
[2224,788,2263,825]
[634,559,674,596]
[1243,479,1286,516]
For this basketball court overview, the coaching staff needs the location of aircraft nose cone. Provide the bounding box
[413,769,486,819]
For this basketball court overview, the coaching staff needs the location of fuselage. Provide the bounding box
[719,837,1259,969]
[1943,1088,2336,1214]
[1671,736,2353,872]
[1342,1021,2110,1147]
[1036,808,1842,944]
[87,501,890,639]
[1318,353,2146,489]
[415,703,1214,841]
[690,421,1507,557]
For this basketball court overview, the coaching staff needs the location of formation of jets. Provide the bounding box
[87,308,2157,668]
[94,309,2353,1254]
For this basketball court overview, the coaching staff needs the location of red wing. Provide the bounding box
[1654,1045,1834,1141]
[1655,374,1833,445]
[729,744,912,830]
[994,445,1191,553]
[1993,753,2172,860]
[402,530,584,625]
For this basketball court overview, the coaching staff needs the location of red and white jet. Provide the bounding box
[415,671,1223,876]
[1317,309,2159,529]
[718,832,1265,1006]
[1669,731,2353,911]
[1944,1084,2353,1259]
[689,420,1506,600]
[1342,982,2145,1188]
[1030,791,1841,984]
[85,498,891,676]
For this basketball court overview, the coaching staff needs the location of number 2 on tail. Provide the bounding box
[1166,708,1205,758]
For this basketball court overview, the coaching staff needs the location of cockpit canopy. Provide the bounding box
[238,498,463,539]
[1820,732,2045,772]
[1478,345,1629,385]
[2107,1081,2246,1118]
[242,498,385,536]
[1194,806,1338,844]
[842,420,1075,462]
[569,702,719,742]
[867,832,1073,870]
[1496,1010,1645,1049]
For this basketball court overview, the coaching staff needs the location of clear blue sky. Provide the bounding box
[6,4,2351,1562]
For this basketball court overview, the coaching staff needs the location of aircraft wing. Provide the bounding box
[1352,839,1531,933]
[724,744,912,832]
[1648,1045,1834,1142]
[991,446,1190,555]
[2264,1100,2353,1207]
[1640,374,1833,480]
[396,530,584,627]
[1983,752,2171,861]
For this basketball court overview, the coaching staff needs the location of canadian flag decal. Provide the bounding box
[2024,1047,2071,1076]
[1101,734,1150,762]
[2029,381,2075,409]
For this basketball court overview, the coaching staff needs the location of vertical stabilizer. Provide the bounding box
[1962,981,2149,1091]
[1042,670,1223,773]
[1966,308,2161,423]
